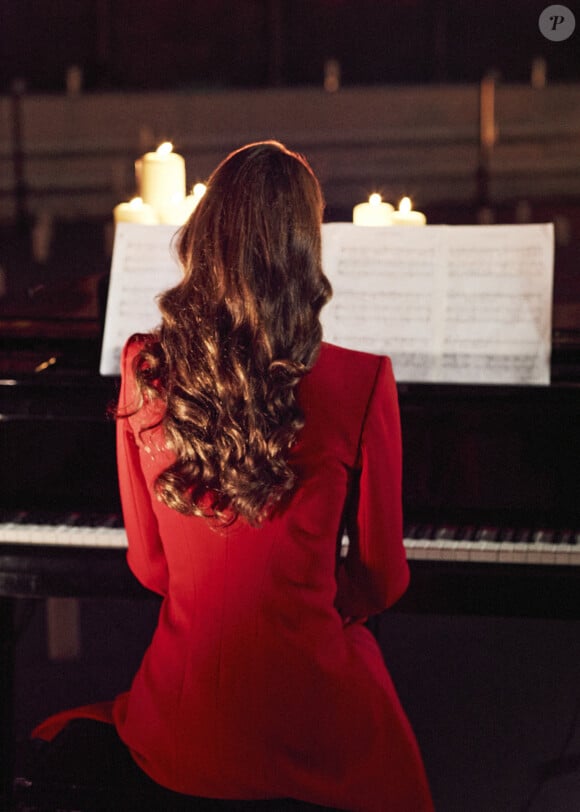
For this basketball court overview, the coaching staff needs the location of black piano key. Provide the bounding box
[84,513,109,527]
[475,527,499,542]
[559,529,579,545]
[23,511,71,526]
[434,525,458,541]
[416,524,435,540]
[405,523,435,540]
[498,528,515,541]
[514,529,532,543]
[101,513,124,528]
[495,528,531,543]
[531,529,556,544]
[0,509,26,524]
[61,513,83,526]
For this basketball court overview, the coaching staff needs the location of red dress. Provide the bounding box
[34,338,433,812]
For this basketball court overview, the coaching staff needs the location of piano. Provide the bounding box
[1,324,579,618]
[1,215,579,798]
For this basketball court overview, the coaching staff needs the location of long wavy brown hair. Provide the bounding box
[131,141,332,526]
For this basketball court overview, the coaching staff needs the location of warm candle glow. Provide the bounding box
[156,141,174,157]
[114,143,197,225]
[114,197,158,224]
[398,197,412,213]
[353,193,394,226]
[159,183,208,226]
[137,144,186,216]
[391,196,426,226]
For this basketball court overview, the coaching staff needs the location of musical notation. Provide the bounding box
[321,223,554,384]
[100,223,182,375]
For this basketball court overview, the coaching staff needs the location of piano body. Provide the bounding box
[0,217,579,797]
[1,310,579,617]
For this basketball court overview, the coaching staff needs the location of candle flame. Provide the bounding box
[369,193,382,206]
[156,141,174,156]
[398,196,412,213]
[192,182,207,200]
[128,197,144,208]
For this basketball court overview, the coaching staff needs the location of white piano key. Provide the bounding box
[552,545,579,566]
[526,543,557,565]
[450,541,477,562]
[468,541,502,563]
[432,540,462,561]
[417,541,445,560]
[402,538,422,559]
[497,543,521,563]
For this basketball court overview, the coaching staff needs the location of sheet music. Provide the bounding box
[99,224,182,375]
[100,222,554,384]
[321,223,554,384]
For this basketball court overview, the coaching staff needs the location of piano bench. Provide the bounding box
[12,721,344,812]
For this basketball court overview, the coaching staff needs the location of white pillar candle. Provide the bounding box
[136,142,186,215]
[114,197,158,224]
[353,193,394,226]
[391,197,427,226]
[159,182,207,226]
[181,182,207,222]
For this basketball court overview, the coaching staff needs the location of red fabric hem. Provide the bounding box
[30,701,116,741]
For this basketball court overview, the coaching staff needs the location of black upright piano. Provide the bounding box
[1,218,579,618]
[1,217,579,795]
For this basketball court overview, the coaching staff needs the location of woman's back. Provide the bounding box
[114,338,431,811]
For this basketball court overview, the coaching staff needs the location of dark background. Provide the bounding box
[1,0,579,92]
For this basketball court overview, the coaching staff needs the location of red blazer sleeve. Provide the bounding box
[116,340,169,596]
[336,356,409,619]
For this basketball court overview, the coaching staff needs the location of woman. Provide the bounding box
[31,142,433,811]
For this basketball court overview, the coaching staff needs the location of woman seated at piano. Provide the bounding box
[30,141,433,811]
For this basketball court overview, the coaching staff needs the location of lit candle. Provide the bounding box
[157,182,207,226]
[353,193,394,226]
[391,197,427,226]
[113,196,158,224]
[159,183,206,226]
[136,142,186,216]
[181,182,207,221]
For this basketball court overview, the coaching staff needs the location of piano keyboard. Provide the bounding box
[402,523,580,566]
[0,512,578,566]
[0,512,127,549]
